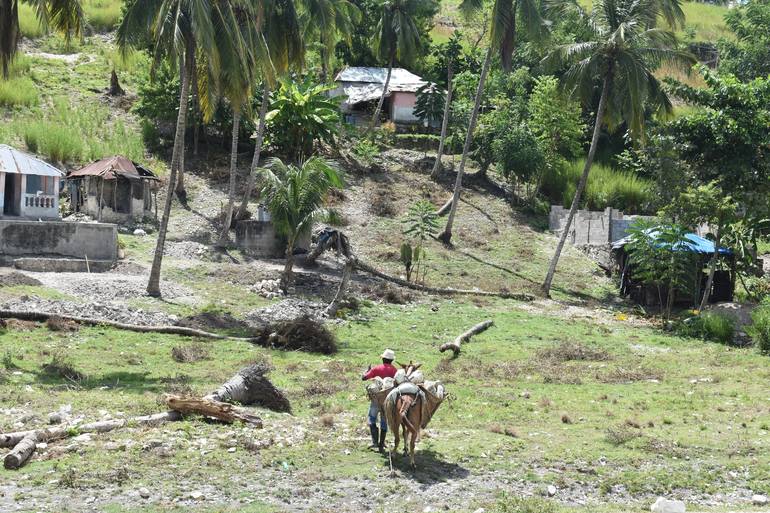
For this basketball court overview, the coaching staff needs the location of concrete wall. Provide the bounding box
[236,219,311,259]
[0,220,117,261]
[1,173,59,219]
[549,205,652,245]
[390,92,419,124]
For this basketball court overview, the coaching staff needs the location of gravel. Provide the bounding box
[245,298,326,326]
[0,296,176,326]
[28,272,191,302]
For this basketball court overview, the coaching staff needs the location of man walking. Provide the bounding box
[362,349,397,451]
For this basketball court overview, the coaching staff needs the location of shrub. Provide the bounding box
[18,3,45,38]
[352,138,379,166]
[749,306,770,354]
[542,160,652,214]
[83,0,123,31]
[0,77,39,107]
[680,311,736,345]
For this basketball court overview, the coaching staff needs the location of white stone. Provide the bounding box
[72,434,92,443]
[190,490,205,500]
[547,485,557,497]
[227,447,236,453]
[650,497,686,513]
[138,487,151,499]
[752,494,768,506]
[133,229,147,236]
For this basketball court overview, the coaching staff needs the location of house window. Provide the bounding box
[25,175,55,195]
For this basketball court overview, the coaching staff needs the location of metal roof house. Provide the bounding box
[332,67,430,126]
[67,156,159,223]
[0,145,63,220]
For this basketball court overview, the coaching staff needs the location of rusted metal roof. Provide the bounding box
[0,144,63,177]
[67,156,158,181]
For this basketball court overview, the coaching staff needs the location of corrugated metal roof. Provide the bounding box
[67,155,158,181]
[612,229,733,255]
[335,67,426,86]
[0,145,63,177]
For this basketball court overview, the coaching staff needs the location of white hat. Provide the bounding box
[381,349,395,360]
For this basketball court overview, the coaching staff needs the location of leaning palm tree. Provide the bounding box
[540,0,694,297]
[367,0,423,131]
[431,33,462,180]
[1,0,83,77]
[437,0,544,244]
[299,0,360,82]
[234,0,305,222]
[260,157,344,290]
[118,0,238,296]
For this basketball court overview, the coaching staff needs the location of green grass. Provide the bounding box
[680,1,733,42]
[0,76,39,107]
[83,0,124,31]
[542,160,653,214]
[2,298,769,510]
[18,2,46,38]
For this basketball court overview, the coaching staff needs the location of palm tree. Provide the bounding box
[118,0,238,296]
[368,0,422,131]
[540,0,694,297]
[299,0,360,82]
[1,0,83,77]
[437,0,544,244]
[216,10,261,248]
[234,0,305,222]
[260,157,344,289]
[431,33,462,180]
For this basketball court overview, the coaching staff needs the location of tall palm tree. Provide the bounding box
[368,0,422,131]
[118,0,238,296]
[235,0,305,222]
[299,0,360,82]
[431,33,462,180]
[540,0,694,297]
[216,8,261,247]
[260,157,343,289]
[437,0,544,244]
[1,0,83,77]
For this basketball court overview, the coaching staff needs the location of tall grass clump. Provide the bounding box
[18,98,144,163]
[18,3,46,38]
[749,306,770,354]
[83,0,123,31]
[541,160,653,213]
[680,311,736,345]
[0,77,39,107]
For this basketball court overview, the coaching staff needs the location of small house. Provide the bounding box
[67,156,159,223]
[332,67,430,126]
[0,145,63,220]
[612,230,735,307]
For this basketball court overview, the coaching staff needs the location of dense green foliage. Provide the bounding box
[718,0,770,81]
[749,305,770,353]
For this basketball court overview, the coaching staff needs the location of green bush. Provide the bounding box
[541,160,652,213]
[18,3,45,38]
[83,0,123,31]
[680,312,736,345]
[0,77,39,107]
[749,306,770,354]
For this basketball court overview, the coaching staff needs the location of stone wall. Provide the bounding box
[549,206,652,245]
[236,218,311,259]
[0,220,117,262]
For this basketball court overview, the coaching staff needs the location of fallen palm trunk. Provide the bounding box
[439,320,494,354]
[1,411,183,469]
[352,260,534,301]
[325,258,354,318]
[0,310,256,341]
[164,395,263,427]
[206,364,291,413]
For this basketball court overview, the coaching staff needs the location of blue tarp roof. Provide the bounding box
[612,230,733,256]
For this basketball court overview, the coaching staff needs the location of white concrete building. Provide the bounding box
[0,145,62,219]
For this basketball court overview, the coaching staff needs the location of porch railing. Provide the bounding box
[24,193,56,210]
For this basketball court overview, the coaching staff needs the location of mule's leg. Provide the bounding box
[392,420,400,454]
[409,430,417,468]
[402,425,408,455]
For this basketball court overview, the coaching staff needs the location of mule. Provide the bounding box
[390,362,424,468]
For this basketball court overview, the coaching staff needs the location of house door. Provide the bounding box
[3,174,20,216]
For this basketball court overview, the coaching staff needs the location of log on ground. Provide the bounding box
[439,320,494,354]
[165,395,263,427]
[207,364,291,413]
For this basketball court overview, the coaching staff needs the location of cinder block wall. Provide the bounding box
[549,206,651,245]
[0,220,117,261]
[235,220,311,258]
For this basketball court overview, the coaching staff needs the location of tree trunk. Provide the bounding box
[175,59,188,202]
[217,108,241,247]
[191,53,200,156]
[698,225,722,312]
[207,364,291,412]
[438,46,493,245]
[325,258,354,318]
[164,395,262,427]
[320,37,329,83]
[147,46,193,297]
[499,2,516,73]
[108,69,124,96]
[235,81,270,221]
[4,434,39,470]
[368,48,395,132]
[540,75,610,297]
[439,320,494,354]
[281,238,296,291]
[431,58,454,180]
